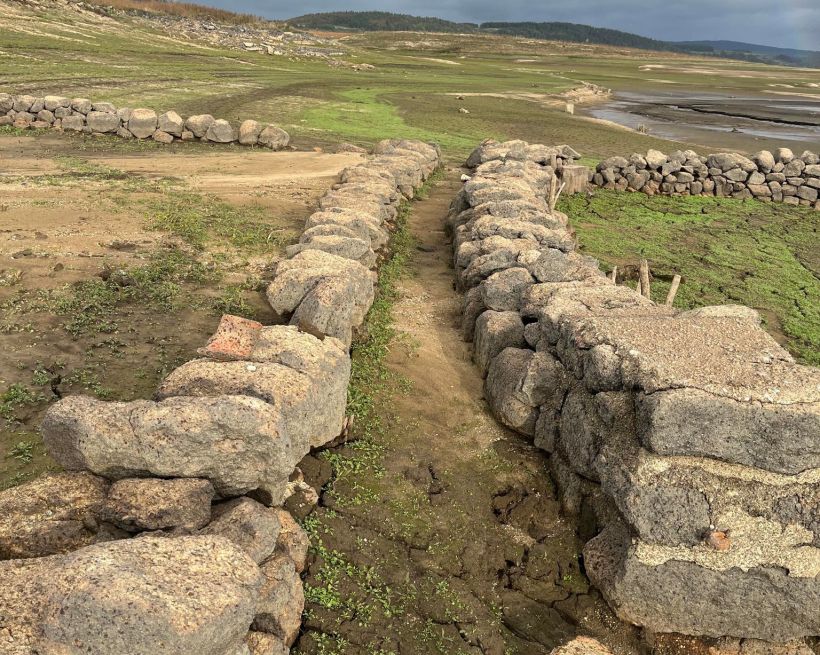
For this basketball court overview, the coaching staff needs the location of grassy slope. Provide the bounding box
[1,1,817,367]
[563,191,820,364]
[3,2,819,161]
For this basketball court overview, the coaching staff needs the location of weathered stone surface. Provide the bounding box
[287,234,376,268]
[42,394,298,504]
[585,524,820,641]
[91,101,116,113]
[157,110,184,136]
[101,477,214,532]
[637,386,820,474]
[775,147,795,163]
[707,153,757,173]
[155,359,326,449]
[185,113,215,138]
[527,249,603,283]
[239,119,264,145]
[485,348,540,435]
[645,149,667,169]
[43,95,69,111]
[201,497,281,564]
[199,314,264,361]
[152,129,174,144]
[206,118,237,143]
[266,249,374,322]
[61,114,85,131]
[36,109,55,124]
[0,535,262,655]
[0,472,109,559]
[68,98,90,114]
[246,632,289,655]
[85,110,119,133]
[258,125,290,150]
[127,108,158,138]
[473,311,525,376]
[480,267,534,311]
[273,508,309,573]
[549,637,614,655]
[162,327,350,450]
[305,209,388,250]
[753,150,775,172]
[290,275,361,347]
[252,553,304,646]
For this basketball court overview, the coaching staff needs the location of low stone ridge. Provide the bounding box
[266,139,441,347]
[451,139,820,642]
[588,146,820,210]
[0,91,291,149]
[0,141,440,652]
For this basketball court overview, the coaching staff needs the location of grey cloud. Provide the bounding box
[206,0,819,50]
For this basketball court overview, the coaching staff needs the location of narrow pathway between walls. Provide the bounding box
[294,171,649,655]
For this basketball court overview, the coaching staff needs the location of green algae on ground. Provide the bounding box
[561,190,820,365]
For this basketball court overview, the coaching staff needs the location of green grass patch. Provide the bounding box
[0,384,44,422]
[562,191,820,364]
[52,247,218,337]
[145,193,295,251]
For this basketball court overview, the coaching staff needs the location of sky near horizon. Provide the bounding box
[197,0,819,51]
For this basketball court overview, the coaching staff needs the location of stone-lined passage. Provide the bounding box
[448,139,820,643]
[0,92,290,148]
[0,140,440,655]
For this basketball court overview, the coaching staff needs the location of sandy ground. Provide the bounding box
[0,134,360,489]
[0,136,362,289]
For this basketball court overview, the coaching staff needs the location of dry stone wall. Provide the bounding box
[0,139,440,655]
[590,146,820,209]
[0,91,291,149]
[450,139,820,643]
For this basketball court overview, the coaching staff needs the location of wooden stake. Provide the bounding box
[665,274,682,307]
[610,266,618,283]
[548,172,560,210]
[635,279,642,296]
[639,259,651,300]
[553,182,567,208]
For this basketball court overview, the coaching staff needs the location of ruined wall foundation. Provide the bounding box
[450,139,820,643]
[0,139,441,654]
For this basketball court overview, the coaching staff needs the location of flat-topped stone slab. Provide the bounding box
[0,535,261,655]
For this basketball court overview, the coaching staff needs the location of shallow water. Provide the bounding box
[585,91,820,152]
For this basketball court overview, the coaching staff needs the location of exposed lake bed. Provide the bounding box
[585,90,820,153]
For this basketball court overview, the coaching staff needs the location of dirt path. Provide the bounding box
[296,172,646,655]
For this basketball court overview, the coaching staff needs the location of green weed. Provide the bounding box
[562,191,820,364]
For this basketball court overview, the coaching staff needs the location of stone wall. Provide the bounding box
[0,92,291,148]
[589,147,820,209]
[0,139,440,655]
[449,139,820,643]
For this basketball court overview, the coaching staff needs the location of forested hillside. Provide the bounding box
[289,11,820,66]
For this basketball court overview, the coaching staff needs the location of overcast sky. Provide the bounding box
[200,0,819,50]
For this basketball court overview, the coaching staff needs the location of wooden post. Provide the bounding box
[639,259,651,300]
[610,266,618,283]
[636,279,642,296]
[665,275,682,307]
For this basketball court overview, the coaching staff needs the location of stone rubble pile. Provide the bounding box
[0,140,440,654]
[450,139,820,643]
[0,92,291,149]
[590,147,820,209]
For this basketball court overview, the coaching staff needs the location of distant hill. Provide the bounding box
[480,21,669,50]
[289,11,820,68]
[674,40,820,67]
[289,11,478,34]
